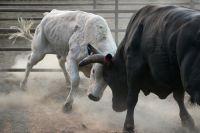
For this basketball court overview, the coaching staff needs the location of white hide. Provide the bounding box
[21,9,117,107]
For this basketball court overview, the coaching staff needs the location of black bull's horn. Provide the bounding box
[79,54,105,67]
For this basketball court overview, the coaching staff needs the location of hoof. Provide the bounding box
[123,124,134,133]
[20,82,26,91]
[62,102,73,113]
[182,116,195,130]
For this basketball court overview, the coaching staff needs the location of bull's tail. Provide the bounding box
[9,17,34,44]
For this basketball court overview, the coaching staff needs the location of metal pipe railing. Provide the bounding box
[0,28,125,34]
[0,68,62,72]
[0,8,137,13]
[0,48,31,51]
[0,2,191,6]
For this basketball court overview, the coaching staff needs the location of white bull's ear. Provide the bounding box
[87,44,101,55]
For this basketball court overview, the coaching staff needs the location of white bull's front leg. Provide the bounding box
[63,47,81,112]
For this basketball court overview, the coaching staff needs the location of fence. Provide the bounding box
[0,0,199,72]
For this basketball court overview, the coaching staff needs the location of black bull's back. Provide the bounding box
[123,5,200,101]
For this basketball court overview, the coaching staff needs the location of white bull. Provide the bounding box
[20,9,117,111]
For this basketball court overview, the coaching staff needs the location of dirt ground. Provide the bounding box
[0,55,200,133]
[0,72,121,133]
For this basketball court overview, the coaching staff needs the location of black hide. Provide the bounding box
[105,5,200,105]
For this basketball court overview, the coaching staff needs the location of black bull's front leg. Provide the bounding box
[123,54,143,132]
[123,88,140,133]
[173,89,195,130]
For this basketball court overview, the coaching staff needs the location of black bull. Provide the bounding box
[79,5,200,132]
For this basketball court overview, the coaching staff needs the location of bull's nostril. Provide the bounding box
[88,94,100,101]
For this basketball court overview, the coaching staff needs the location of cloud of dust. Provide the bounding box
[1,53,200,132]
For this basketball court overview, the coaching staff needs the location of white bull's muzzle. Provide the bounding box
[87,83,107,102]
[88,93,100,101]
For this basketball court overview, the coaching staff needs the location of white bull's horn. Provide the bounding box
[79,54,105,67]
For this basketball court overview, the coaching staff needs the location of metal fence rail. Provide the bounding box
[0,68,62,72]
[0,8,138,13]
[0,0,197,72]
[0,48,31,51]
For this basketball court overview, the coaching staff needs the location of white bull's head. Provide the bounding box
[88,63,107,101]
[83,16,117,101]
[84,44,108,101]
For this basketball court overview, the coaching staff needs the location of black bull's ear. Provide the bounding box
[104,54,113,64]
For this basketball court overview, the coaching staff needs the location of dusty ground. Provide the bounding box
[0,73,120,133]
[0,54,200,133]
